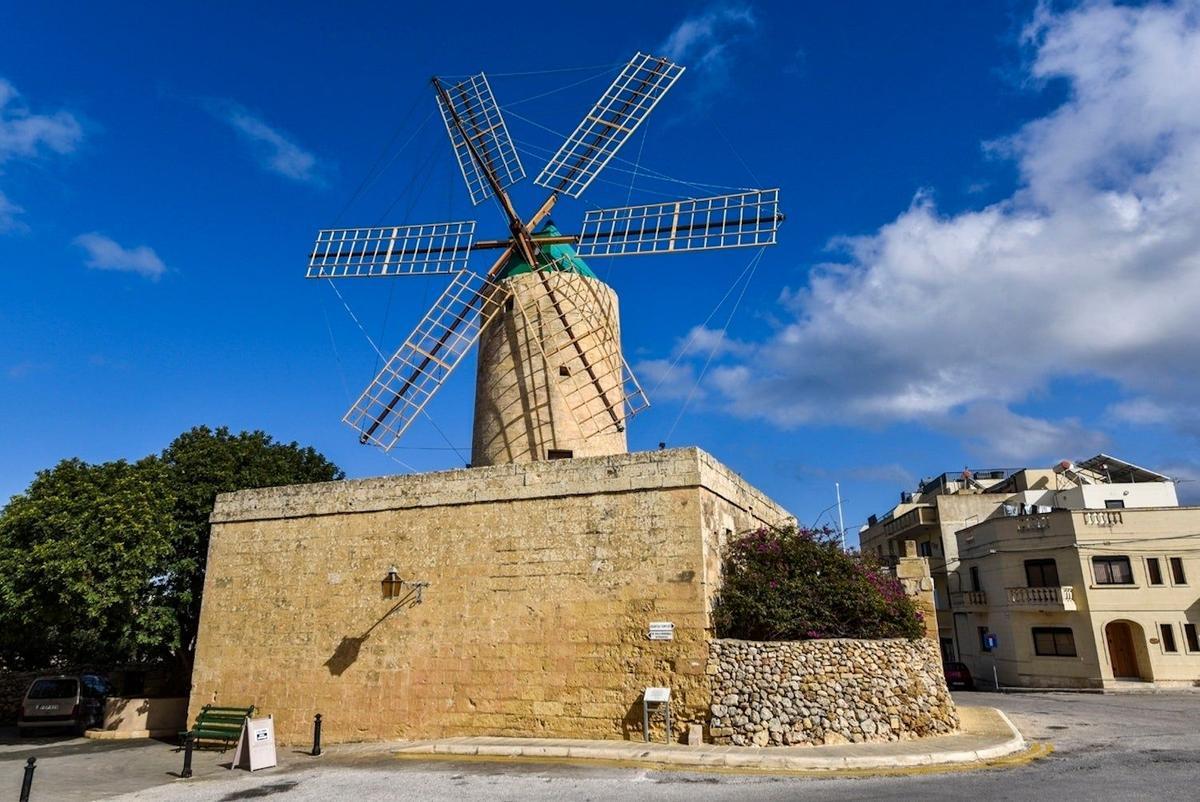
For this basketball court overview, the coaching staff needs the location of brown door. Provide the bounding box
[1106,622,1139,678]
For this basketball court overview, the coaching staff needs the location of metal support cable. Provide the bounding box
[664,248,764,442]
[326,278,385,361]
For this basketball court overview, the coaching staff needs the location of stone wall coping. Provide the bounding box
[210,446,791,525]
[713,637,924,646]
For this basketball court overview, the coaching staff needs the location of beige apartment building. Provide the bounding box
[954,506,1200,688]
[860,455,1199,688]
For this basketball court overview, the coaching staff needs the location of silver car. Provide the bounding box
[17,674,109,736]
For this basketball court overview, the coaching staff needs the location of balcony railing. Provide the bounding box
[1083,510,1122,526]
[881,506,939,537]
[1007,585,1077,611]
[950,590,987,608]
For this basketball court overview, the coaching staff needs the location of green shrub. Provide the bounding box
[712,525,924,641]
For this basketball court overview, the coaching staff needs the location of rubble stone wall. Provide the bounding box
[707,638,957,746]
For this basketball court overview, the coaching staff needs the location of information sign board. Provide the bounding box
[648,621,675,641]
[232,715,277,772]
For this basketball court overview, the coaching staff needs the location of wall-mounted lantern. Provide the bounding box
[381,568,429,604]
[381,567,404,599]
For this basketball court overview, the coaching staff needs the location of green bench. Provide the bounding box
[180,704,255,751]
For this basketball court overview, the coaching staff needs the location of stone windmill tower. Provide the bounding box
[305,55,784,467]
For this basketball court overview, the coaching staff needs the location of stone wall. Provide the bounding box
[707,638,957,746]
[189,448,791,745]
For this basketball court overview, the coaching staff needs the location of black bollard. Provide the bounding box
[19,757,36,802]
[181,733,194,779]
[312,713,323,756]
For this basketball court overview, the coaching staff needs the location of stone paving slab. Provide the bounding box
[389,706,1024,772]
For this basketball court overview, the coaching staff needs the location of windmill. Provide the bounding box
[307,53,784,466]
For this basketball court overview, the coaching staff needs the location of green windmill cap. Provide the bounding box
[498,221,598,280]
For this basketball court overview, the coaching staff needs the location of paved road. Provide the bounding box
[5,692,1199,800]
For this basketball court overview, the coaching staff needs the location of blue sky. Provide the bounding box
[3,1,1199,542]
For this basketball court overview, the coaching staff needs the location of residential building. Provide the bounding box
[860,455,1184,667]
[954,505,1200,688]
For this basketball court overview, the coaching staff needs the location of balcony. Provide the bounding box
[881,505,939,538]
[1083,510,1123,526]
[950,590,987,609]
[1006,586,1077,611]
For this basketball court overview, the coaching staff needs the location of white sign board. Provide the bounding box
[232,715,277,772]
[647,621,674,641]
[644,687,671,703]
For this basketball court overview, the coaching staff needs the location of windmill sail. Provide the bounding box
[435,73,525,206]
[576,189,782,257]
[533,53,684,199]
[307,221,476,278]
[343,271,506,450]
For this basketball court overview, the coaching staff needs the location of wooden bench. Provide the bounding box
[180,704,255,751]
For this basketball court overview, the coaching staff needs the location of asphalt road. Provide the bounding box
[5,691,1199,801]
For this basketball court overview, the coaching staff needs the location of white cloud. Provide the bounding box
[0,78,82,165]
[674,325,752,359]
[659,4,757,85]
[209,100,323,184]
[933,403,1109,464]
[74,233,167,280]
[0,191,24,233]
[0,79,83,233]
[683,1,1200,462]
[635,358,702,402]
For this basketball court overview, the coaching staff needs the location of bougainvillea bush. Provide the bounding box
[712,525,924,641]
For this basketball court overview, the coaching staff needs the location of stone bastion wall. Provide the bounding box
[707,638,957,747]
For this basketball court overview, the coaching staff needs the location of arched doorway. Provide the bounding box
[1105,620,1150,680]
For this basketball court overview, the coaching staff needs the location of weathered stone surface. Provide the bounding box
[189,448,792,746]
[707,639,957,747]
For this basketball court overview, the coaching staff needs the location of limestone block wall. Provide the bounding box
[707,638,958,746]
[472,271,627,466]
[189,448,789,745]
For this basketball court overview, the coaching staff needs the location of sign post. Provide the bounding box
[232,715,278,772]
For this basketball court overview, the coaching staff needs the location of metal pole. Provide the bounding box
[181,733,194,779]
[312,713,323,757]
[19,757,35,802]
[835,482,846,551]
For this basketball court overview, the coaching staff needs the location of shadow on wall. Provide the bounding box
[324,585,425,676]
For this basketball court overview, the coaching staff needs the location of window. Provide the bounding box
[918,541,932,557]
[1184,623,1200,653]
[1093,556,1134,585]
[1024,559,1060,588]
[26,679,78,700]
[1160,623,1178,653]
[1032,627,1077,657]
[546,449,573,460]
[1147,558,1164,586]
[1105,499,1126,509]
[970,566,981,593]
[1170,557,1187,585]
[978,626,992,652]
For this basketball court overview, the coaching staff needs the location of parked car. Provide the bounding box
[943,661,975,691]
[17,674,110,736]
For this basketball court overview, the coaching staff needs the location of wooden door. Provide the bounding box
[1106,622,1139,678]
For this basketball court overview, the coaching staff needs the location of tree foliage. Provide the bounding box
[0,426,343,672]
[712,525,924,642]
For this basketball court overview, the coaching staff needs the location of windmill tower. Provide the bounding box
[307,54,784,467]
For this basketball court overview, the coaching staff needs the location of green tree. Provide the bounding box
[159,426,343,674]
[0,458,177,669]
[0,426,343,674]
[713,525,924,641]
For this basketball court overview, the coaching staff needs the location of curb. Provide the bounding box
[391,706,1028,773]
[84,728,178,740]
